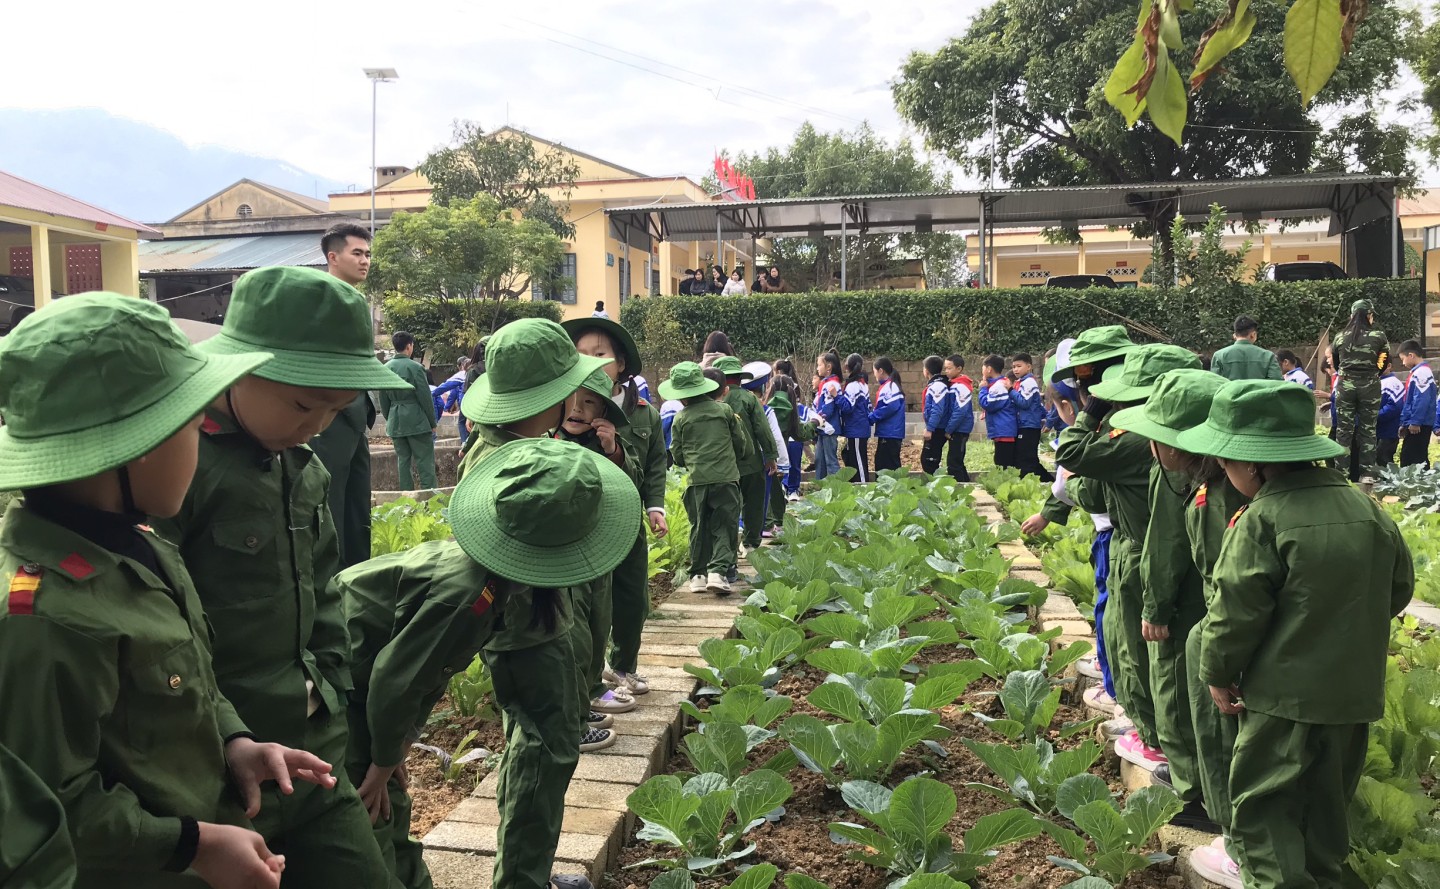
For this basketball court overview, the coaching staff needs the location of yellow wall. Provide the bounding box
[171,182,322,223]
[0,204,145,298]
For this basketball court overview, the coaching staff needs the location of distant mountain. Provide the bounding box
[0,108,348,224]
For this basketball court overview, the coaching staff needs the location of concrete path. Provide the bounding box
[421,561,755,888]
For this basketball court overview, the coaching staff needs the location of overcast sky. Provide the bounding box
[5,0,989,192]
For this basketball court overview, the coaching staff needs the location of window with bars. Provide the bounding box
[532,253,578,304]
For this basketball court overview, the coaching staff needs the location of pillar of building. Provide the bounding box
[29,225,52,308]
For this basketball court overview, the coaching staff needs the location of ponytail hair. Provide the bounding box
[874,356,902,393]
[844,352,866,384]
[818,351,842,380]
[765,374,802,440]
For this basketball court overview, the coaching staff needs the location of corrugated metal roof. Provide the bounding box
[0,170,160,235]
[139,233,324,273]
[606,174,1401,241]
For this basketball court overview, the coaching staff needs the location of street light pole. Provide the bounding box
[363,68,399,235]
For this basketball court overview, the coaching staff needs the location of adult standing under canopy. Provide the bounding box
[1210,315,1282,382]
[311,222,380,567]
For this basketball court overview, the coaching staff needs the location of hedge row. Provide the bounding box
[617,279,1423,362]
[383,297,563,361]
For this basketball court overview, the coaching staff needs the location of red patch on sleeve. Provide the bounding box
[1194,485,1207,508]
[471,583,496,617]
[7,567,41,615]
[1227,506,1249,529]
[59,554,95,579]
[1108,428,1127,439]
[200,417,222,435]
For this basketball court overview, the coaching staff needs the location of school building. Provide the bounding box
[141,128,734,322]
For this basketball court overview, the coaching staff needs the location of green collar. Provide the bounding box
[1250,466,1347,503]
[1,501,121,584]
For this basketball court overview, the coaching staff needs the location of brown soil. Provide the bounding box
[603,632,1180,889]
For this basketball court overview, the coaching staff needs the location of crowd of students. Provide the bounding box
[1017,317,1417,889]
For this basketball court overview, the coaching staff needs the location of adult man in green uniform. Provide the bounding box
[1057,336,1199,771]
[0,293,339,888]
[712,356,776,556]
[311,222,381,567]
[381,331,439,490]
[1210,315,1282,381]
[1332,298,1391,483]
[1178,380,1414,889]
[157,267,416,888]
[334,439,639,889]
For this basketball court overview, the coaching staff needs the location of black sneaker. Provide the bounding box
[586,710,614,730]
[1170,797,1222,834]
[1152,763,1173,788]
[579,728,615,753]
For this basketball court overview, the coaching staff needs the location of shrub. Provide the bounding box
[618,279,1421,361]
[382,297,562,362]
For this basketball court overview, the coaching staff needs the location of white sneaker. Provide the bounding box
[1101,715,1135,739]
[1190,845,1243,889]
[1076,655,1102,679]
[706,572,733,596]
[1082,686,1119,717]
[737,543,749,559]
[591,688,636,714]
[786,491,800,502]
[687,575,706,593]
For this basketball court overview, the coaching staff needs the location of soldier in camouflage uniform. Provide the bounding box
[1331,299,1390,482]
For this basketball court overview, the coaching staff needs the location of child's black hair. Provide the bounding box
[946,354,964,370]
[774,358,795,379]
[873,356,902,392]
[392,330,416,353]
[818,351,843,379]
[764,374,803,440]
[924,355,944,377]
[1012,352,1033,366]
[983,354,1006,374]
[1399,339,1423,356]
[703,367,728,398]
[525,586,565,635]
[703,330,734,356]
[1276,349,1301,368]
[1233,315,1259,336]
[844,353,866,384]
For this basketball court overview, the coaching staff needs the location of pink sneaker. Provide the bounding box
[1190,845,1242,889]
[1082,686,1118,716]
[1115,730,1167,772]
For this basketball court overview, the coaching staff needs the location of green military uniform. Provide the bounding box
[1210,339,1283,382]
[611,396,666,675]
[1331,300,1391,480]
[310,392,377,567]
[448,439,640,889]
[713,357,776,549]
[336,539,505,889]
[158,266,415,887]
[0,740,74,889]
[664,364,753,580]
[380,353,438,490]
[1177,381,1415,889]
[0,294,273,887]
[766,392,802,530]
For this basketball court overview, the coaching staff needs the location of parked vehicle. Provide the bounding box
[1262,261,1348,281]
[1045,274,1118,289]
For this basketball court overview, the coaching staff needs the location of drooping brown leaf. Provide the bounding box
[1125,1,1164,102]
[1340,0,1369,53]
[1191,0,1258,91]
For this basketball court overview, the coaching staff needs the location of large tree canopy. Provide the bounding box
[893,0,1413,232]
[718,122,964,290]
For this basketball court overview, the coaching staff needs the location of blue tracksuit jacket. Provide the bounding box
[1400,364,1437,431]
[1378,374,1403,441]
[946,376,975,437]
[1011,373,1045,430]
[979,377,1018,440]
[922,375,952,435]
[868,379,906,440]
[841,379,872,439]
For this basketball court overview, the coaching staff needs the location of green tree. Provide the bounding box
[892,0,1414,240]
[370,195,565,351]
[1414,5,1440,156]
[417,122,581,238]
[713,122,961,291]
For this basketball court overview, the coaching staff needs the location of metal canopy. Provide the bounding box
[605,174,1399,243]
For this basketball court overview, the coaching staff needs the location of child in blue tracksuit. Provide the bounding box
[919,355,952,475]
[1010,352,1052,481]
[1399,340,1437,468]
[1379,361,1404,469]
[979,354,1018,469]
[660,398,683,463]
[840,353,872,482]
[869,357,906,473]
[813,353,844,481]
[944,358,975,482]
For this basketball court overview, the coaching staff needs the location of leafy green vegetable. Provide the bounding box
[1045,785,1183,884]
[964,737,1106,817]
[627,770,793,875]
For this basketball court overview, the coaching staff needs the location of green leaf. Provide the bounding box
[911,673,973,711]
[807,647,871,677]
[784,875,832,889]
[805,612,867,645]
[1056,773,1113,821]
[1041,820,1089,861]
[650,870,696,889]
[878,712,944,764]
[693,791,733,856]
[928,660,988,688]
[863,677,911,721]
[963,738,1024,786]
[1146,50,1188,147]
[1191,0,1258,89]
[731,768,793,829]
[973,715,1026,740]
[840,779,894,816]
[700,638,743,670]
[895,876,970,889]
[627,775,699,846]
[1045,741,1103,786]
[728,863,779,889]
[809,681,866,723]
[963,807,1043,853]
[998,670,1061,738]
[889,776,957,847]
[1047,640,1092,678]
[835,720,883,777]
[1104,38,1149,127]
[1120,784,1184,844]
[753,693,794,729]
[1092,849,1154,883]
[1059,878,1115,889]
[1285,0,1344,106]
[1073,799,1130,853]
[683,772,730,797]
[828,822,895,865]
[781,714,840,776]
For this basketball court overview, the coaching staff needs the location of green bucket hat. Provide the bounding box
[1089,344,1202,403]
[1051,325,1137,383]
[1110,370,1226,449]
[658,362,719,400]
[462,318,611,425]
[711,355,754,381]
[0,294,272,490]
[201,266,409,391]
[561,317,642,379]
[450,437,641,587]
[1175,379,1344,463]
[575,366,628,428]
[1351,299,1374,316]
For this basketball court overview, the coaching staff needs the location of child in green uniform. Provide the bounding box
[380,331,439,490]
[454,319,609,481]
[1111,369,1228,834]
[557,367,642,746]
[333,438,640,889]
[1177,380,1414,889]
[712,356,777,557]
[562,318,669,700]
[663,363,753,595]
[0,294,336,888]
[155,266,415,888]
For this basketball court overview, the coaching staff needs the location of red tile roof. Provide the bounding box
[0,170,160,236]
